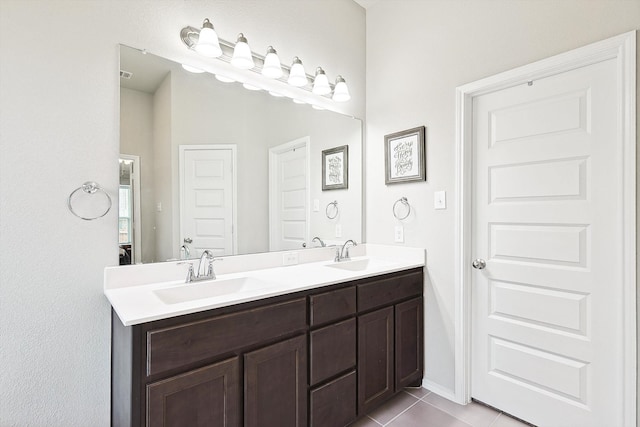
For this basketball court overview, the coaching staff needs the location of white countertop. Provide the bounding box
[105,244,425,326]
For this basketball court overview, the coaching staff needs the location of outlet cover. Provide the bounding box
[394,225,404,243]
[282,252,298,266]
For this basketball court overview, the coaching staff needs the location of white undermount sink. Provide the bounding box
[325,258,389,272]
[154,277,274,305]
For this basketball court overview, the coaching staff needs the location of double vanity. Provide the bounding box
[105,244,425,427]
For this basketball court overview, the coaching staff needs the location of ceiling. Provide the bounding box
[119,46,178,94]
[352,0,379,9]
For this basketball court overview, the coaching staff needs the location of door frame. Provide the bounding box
[268,136,311,251]
[178,144,238,256]
[454,31,636,425]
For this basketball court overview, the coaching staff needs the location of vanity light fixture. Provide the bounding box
[230,33,255,69]
[242,82,262,91]
[312,67,331,95]
[332,75,351,102]
[268,90,285,97]
[261,46,283,79]
[287,57,308,87]
[193,18,222,58]
[181,64,205,73]
[180,19,352,103]
[215,74,235,83]
[292,98,306,104]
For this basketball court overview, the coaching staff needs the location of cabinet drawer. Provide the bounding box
[310,370,356,427]
[357,269,422,312]
[146,298,306,376]
[310,318,356,386]
[309,286,356,326]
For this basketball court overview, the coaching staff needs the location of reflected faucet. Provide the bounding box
[335,240,357,262]
[180,244,190,260]
[312,236,326,247]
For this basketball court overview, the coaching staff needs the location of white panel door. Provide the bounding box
[471,58,624,426]
[269,138,309,251]
[181,147,234,257]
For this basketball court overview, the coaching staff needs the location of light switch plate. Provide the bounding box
[335,224,342,238]
[434,191,446,210]
[394,225,404,243]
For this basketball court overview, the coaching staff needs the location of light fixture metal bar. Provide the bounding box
[180,25,335,94]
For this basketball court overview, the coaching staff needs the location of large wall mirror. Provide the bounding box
[119,45,363,264]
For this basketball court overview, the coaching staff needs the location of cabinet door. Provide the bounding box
[358,306,394,413]
[395,297,423,389]
[146,356,240,427]
[244,335,307,427]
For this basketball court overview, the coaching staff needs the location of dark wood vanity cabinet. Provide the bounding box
[111,267,423,427]
[357,269,424,414]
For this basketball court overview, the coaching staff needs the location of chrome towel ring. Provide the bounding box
[67,181,112,221]
[326,200,339,219]
[393,197,411,220]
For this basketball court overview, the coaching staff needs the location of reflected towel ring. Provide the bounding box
[67,181,112,221]
[326,200,339,219]
[393,197,411,220]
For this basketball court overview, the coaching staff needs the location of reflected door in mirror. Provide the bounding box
[269,138,309,251]
[180,146,236,258]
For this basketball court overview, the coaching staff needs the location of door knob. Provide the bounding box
[302,243,307,248]
[184,237,193,244]
[472,259,486,270]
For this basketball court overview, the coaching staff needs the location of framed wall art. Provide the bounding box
[322,145,349,190]
[384,126,426,184]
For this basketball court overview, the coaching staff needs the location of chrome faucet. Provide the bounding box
[312,236,326,247]
[335,239,357,262]
[180,244,190,260]
[183,250,218,283]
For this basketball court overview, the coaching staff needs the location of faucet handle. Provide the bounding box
[177,262,196,283]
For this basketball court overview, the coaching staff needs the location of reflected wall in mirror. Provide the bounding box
[119,45,363,263]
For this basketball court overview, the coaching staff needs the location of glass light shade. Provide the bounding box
[287,57,308,87]
[262,47,283,79]
[312,67,331,95]
[332,76,351,102]
[268,90,285,97]
[231,34,255,70]
[194,19,222,58]
[181,64,205,73]
[242,82,261,91]
[215,74,235,83]
[292,98,306,104]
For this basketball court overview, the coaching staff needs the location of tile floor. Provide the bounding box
[351,388,532,427]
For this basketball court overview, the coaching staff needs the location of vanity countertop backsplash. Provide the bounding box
[104,244,425,326]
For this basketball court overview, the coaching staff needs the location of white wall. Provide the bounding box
[0,1,365,425]
[364,0,639,397]
[120,88,157,263]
